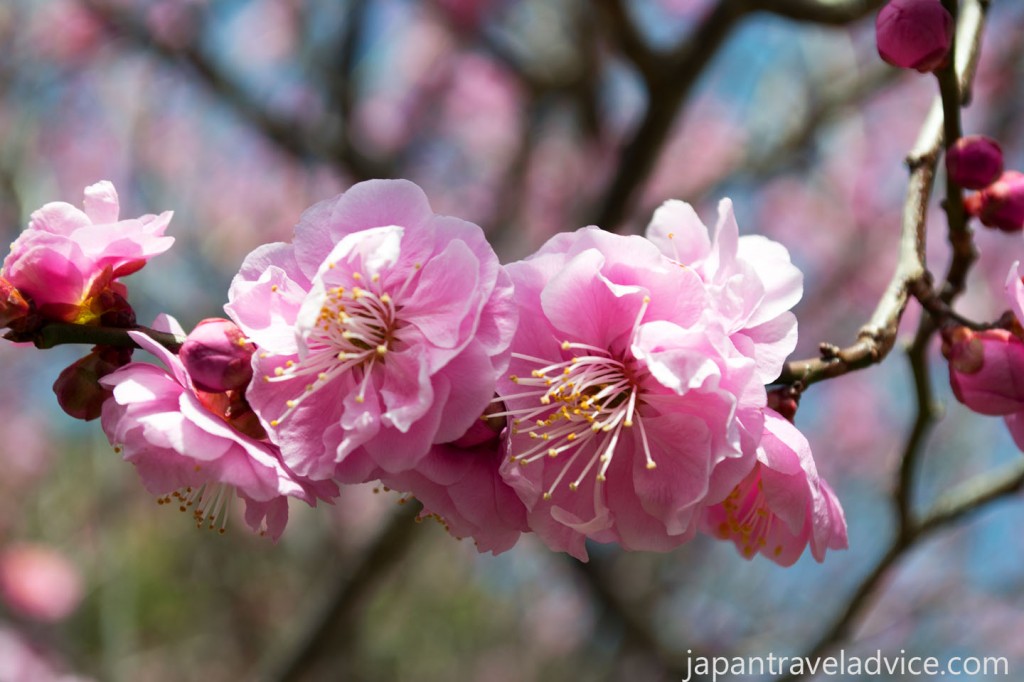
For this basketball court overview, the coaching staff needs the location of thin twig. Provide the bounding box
[591,0,746,231]
[777,0,989,387]
[749,0,886,25]
[79,0,390,180]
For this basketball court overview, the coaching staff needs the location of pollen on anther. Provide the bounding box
[270,419,280,427]
[376,345,388,355]
[355,396,365,404]
[646,462,657,470]
[271,284,279,292]
[561,340,571,350]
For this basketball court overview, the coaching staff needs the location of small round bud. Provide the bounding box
[180,318,255,392]
[766,387,800,423]
[53,346,133,421]
[946,135,1004,190]
[876,0,953,73]
[965,171,1024,233]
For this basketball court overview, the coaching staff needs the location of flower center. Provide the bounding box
[263,267,416,426]
[156,483,234,534]
[714,467,785,559]
[495,296,657,500]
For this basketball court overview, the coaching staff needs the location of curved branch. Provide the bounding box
[266,503,424,682]
[750,0,885,25]
[777,0,989,388]
[79,0,390,180]
[591,0,746,231]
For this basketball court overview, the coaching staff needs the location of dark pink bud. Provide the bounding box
[876,0,953,73]
[946,136,1004,190]
[53,347,133,421]
[0,276,30,328]
[967,171,1024,233]
[766,387,800,423]
[180,318,255,392]
[942,326,1024,415]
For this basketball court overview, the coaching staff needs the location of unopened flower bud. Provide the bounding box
[965,171,1024,233]
[876,0,953,73]
[942,326,1024,415]
[97,289,137,328]
[766,387,800,423]
[0,277,30,328]
[946,135,1004,190]
[53,346,133,421]
[180,318,255,393]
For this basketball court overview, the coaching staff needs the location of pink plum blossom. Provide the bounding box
[1,181,173,324]
[965,171,1024,233]
[369,417,528,555]
[702,409,848,566]
[494,199,801,560]
[0,544,84,623]
[100,317,334,540]
[943,326,1024,416]
[226,179,516,483]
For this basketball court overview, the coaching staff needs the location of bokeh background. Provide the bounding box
[1,0,1023,680]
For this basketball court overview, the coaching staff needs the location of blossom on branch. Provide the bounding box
[1,181,173,326]
[100,317,335,540]
[702,408,848,566]
[226,179,516,483]
[370,417,529,555]
[494,199,803,560]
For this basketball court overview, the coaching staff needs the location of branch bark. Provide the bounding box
[777,0,989,388]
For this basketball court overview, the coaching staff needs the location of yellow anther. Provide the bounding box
[376,345,388,355]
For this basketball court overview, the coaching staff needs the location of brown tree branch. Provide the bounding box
[78,0,390,180]
[591,0,746,231]
[776,457,1024,682]
[749,0,886,25]
[19,322,186,353]
[777,0,989,387]
[266,503,424,682]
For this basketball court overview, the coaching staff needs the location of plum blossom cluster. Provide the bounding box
[0,179,848,565]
